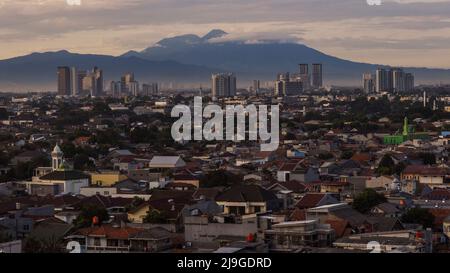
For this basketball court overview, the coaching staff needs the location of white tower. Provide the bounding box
[51,144,64,171]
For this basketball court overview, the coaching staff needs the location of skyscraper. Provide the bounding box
[92,67,103,96]
[312,64,323,88]
[57,66,71,96]
[121,73,135,94]
[363,73,375,94]
[128,81,140,96]
[405,73,415,92]
[298,64,310,90]
[299,64,309,75]
[70,67,78,97]
[77,70,87,95]
[253,80,260,94]
[143,83,159,96]
[375,68,389,93]
[110,81,121,98]
[211,73,236,98]
[392,68,405,93]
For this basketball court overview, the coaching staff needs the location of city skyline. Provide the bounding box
[1,0,450,68]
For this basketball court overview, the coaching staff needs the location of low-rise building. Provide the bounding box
[265,220,334,251]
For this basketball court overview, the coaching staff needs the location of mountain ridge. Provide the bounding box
[1,29,450,91]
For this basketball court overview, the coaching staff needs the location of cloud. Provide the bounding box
[1,0,450,67]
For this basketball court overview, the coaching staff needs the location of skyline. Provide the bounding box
[1,1,450,68]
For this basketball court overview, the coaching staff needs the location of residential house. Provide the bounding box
[277,161,319,183]
[402,165,450,188]
[90,170,127,187]
[295,193,340,210]
[71,225,173,253]
[370,203,402,218]
[264,220,335,251]
[216,185,280,215]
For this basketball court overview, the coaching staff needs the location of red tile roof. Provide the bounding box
[77,225,141,239]
[403,165,449,176]
[295,193,326,209]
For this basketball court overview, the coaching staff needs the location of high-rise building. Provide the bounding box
[405,73,415,92]
[211,73,236,98]
[375,68,414,93]
[57,67,71,96]
[92,67,103,96]
[312,64,323,88]
[392,68,405,93]
[110,81,121,98]
[121,73,135,94]
[298,64,310,90]
[375,68,389,93]
[363,73,375,94]
[253,80,260,94]
[143,83,159,96]
[70,67,78,97]
[128,81,140,96]
[82,75,93,94]
[77,70,87,95]
[299,64,309,75]
[275,72,303,96]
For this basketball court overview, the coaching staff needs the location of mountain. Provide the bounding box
[124,29,450,86]
[1,29,450,91]
[0,50,218,91]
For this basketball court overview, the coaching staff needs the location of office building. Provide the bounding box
[312,64,323,89]
[57,67,71,96]
[211,73,237,98]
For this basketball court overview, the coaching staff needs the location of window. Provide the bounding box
[23,224,30,231]
[94,238,101,246]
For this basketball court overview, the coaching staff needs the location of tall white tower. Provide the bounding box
[51,144,64,171]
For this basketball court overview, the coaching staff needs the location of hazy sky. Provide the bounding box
[1,0,450,68]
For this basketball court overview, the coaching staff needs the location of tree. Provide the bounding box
[377,154,395,175]
[126,197,146,211]
[401,207,435,229]
[341,150,354,160]
[144,210,169,224]
[352,189,387,213]
[0,231,12,243]
[23,236,64,253]
[73,205,109,228]
[418,153,436,165]
[73,154,95,171]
